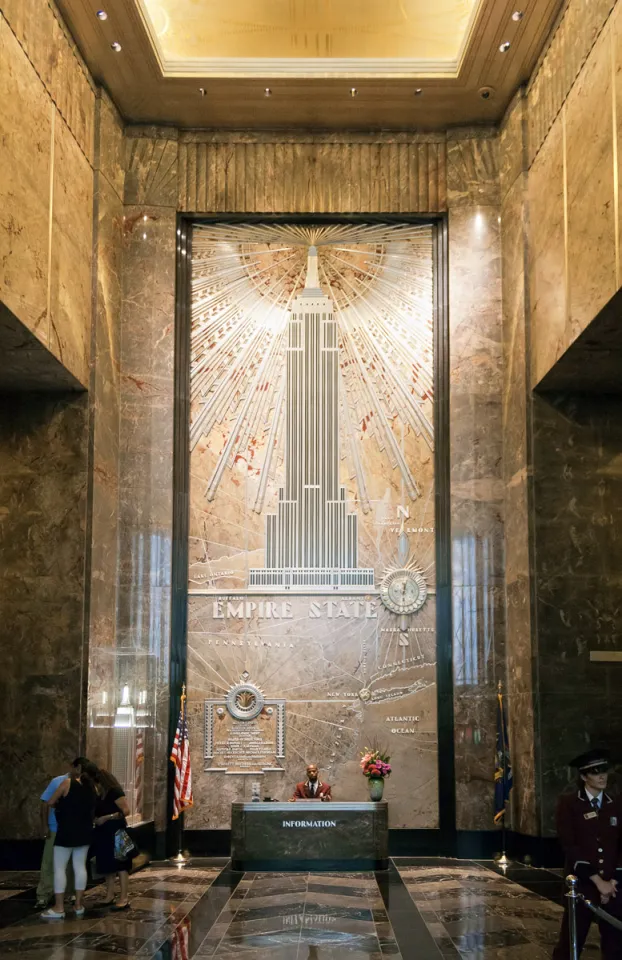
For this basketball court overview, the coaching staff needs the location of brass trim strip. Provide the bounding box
[562,108,570,325]
[590,651,622,662]
[46,105,56,346]
[612,27,620,288]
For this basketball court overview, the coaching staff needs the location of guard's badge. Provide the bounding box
[584,811,598,820]
[611,816,618,826]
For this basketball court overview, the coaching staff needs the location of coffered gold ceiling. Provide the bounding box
[139,0,479,71]
[56,0,564,129]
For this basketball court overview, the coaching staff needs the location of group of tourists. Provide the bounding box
[37,757,136,920]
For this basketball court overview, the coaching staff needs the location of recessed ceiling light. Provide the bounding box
[512,10,524,21]
[414,88,423,96]
[350,87,358,98]
[96,9,108,20]
[111,41,122,52]
[264,87,272,97]
[499,41,511,53]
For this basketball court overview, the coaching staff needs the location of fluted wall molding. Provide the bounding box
[176,133,448,213]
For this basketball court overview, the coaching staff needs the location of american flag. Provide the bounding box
[135,729,144,819]
[170,696,193,820]
[171,916,191,960]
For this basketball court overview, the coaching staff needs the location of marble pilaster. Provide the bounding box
[448,131,505,831]
[117,130,178,827]
[499,93,538,837]
[85,92,125,776]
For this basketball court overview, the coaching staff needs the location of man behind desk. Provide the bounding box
[290,764,331,801]
[553,748,622,960]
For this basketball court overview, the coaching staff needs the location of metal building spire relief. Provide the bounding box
[249,246,373,591]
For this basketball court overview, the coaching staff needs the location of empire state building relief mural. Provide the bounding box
[186,223,439,829]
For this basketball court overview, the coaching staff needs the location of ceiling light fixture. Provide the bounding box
[414,88,423,96]
[350,87,358,98]
[264,87,272,97]
[499,41,511,53]
[111,41,122,52]
[512,10,524,21]
[96,9,108,19]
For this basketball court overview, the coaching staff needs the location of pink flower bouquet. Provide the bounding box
[360,748,392,779]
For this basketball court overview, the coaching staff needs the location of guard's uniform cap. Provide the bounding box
[569,748,612,773]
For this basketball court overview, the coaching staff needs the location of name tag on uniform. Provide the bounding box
[611,817,618,826]
[584,811,598,820]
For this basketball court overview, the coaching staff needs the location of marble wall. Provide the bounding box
[528,0,621,387]
[0,393,89,840]
[499,0,622,838]
[0,1,96,842]
[0,3,95,387]
[532,394,622,831]
[109,124,507,838]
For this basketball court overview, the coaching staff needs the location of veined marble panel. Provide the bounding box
[49,112,94,387]
[1,0,95,163]
[528,116,567,388]
[527,0,615,166]
[532,393,622,831]
[565,26,616,341]
[0,17,51,343]
[0,393,89,840]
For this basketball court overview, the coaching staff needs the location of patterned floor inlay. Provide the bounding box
[394,858,601,959]
[0,858,598,959]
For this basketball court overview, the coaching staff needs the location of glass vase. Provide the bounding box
[368,777,384,801]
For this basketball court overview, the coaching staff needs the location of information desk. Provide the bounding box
[231,801,388,871]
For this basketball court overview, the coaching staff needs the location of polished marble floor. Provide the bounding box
[0,858,595,959]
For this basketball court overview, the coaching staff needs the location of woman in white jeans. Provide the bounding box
[41,759,97,920]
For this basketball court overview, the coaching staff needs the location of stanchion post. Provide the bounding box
[566,874,580,960]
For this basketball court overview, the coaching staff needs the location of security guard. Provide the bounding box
[553,749,622,959]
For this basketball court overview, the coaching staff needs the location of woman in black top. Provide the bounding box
[93,769,133,909]
[41,758,97,920]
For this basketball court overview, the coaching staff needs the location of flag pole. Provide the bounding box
[170,684,191,866]
[497,680,511,868]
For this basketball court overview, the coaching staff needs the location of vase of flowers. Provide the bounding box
[360,747,392,802]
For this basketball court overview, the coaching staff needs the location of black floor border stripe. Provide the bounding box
[375,860,443,960]
[183,860,245,959]
[0,887,40,930]
[471,859,566,905]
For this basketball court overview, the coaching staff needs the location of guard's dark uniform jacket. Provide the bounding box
[552,788,622,959]
[556,788,622,883]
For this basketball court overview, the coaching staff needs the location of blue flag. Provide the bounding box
[494,690,513,823]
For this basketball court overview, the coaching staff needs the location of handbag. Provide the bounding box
[114,828,137,860]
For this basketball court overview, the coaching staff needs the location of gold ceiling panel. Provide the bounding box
[139,0,479,65]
